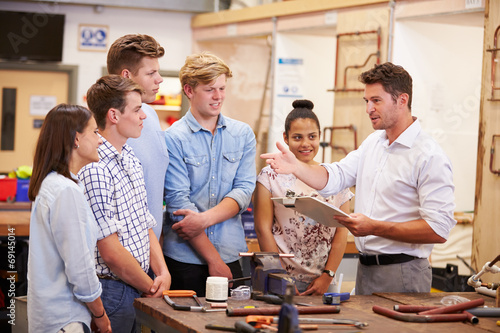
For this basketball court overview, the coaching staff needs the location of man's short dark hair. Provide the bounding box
[107,34,164,75]
[86,75,143,129]
[359,62,413,110]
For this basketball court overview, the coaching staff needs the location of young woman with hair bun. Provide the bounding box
[254,99,353,295]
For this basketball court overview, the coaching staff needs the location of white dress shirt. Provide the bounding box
[319,119,456,258]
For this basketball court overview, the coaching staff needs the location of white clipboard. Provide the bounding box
[271,196,350,228]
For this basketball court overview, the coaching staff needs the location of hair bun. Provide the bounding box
[292,99,314,110]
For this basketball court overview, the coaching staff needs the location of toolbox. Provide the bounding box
[431,263,474,292]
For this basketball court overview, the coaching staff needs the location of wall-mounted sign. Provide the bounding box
[276,58,304,98]
[79,24,109,52]
[33,119,44,129]
[465,0,483,9]
[29,95,57,116]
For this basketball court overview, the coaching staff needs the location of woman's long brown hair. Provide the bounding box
[28,104,92,201]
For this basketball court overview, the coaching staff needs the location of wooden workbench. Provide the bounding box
[0,202,31,237]
[134,292,499,333]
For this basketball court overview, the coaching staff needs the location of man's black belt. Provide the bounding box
[359,253,418,266]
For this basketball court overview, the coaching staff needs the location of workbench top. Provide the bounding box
[134,292,498,333]
[0,210,30,237]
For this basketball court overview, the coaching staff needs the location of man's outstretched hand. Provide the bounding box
[260,142,298,175]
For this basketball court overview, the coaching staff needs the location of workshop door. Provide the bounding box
[0,69,69,173]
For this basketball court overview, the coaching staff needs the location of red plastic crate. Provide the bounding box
[0,177,17,202]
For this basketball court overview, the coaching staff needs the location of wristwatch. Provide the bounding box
[322,269,335,278]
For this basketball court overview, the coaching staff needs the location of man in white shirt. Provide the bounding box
[261,62,456,295]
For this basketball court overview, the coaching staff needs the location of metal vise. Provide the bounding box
[245,252,295,296]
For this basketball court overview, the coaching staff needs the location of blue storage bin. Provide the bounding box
[16,178,30,202]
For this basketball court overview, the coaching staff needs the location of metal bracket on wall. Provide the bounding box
[328,27,381,93]
[490,134,500,175]
[486,25,500,101]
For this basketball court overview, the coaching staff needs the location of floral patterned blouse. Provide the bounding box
[257,165,354,285]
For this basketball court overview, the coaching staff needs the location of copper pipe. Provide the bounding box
[333,28,380,91]
[485,282,500,290]
[418,298,484,315]
[393,305,478,324]
[321,125,357,163]
[373,306,468,323]
[393,305,436,313]
[331,145,348,156]
[464,311,479,324]
[490,135,500,175]
[227,305,340,317]
[480,282,500,289]
[343,51,380,89]
[488,25,500,101]
[489,254,500,266]
[336,30,379,37]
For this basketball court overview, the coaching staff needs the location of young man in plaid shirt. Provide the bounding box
[80,75,170,333]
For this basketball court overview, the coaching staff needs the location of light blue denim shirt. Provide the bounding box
[127,103,169,240]
[28,172,101,333]
[162,110,256,264]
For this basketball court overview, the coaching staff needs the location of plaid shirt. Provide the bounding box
[79,137,156,278]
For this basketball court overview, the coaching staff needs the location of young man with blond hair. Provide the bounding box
[80,75,171,332]
[163,52,256,296]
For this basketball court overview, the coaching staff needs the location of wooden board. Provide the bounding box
[192,0,389,28]
[0,211,30,237]
[472,0,500,283]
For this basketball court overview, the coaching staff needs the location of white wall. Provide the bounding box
[393,19,484,211]
[1,1,193,105]
[270,32,336,162]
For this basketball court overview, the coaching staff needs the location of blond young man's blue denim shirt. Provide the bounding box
[162,110,256,264]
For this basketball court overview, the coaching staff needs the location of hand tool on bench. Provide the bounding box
[163,290,203,311]
[205,321,260,333]
[322,292,351,305]
[227,305,340,316]
[277,284,300,333]
[163,290,225,312]
[246,315,368,329]
[253,293,313,307]
[228,276,252,284]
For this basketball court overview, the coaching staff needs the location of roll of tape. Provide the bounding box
[206,276,228,302]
